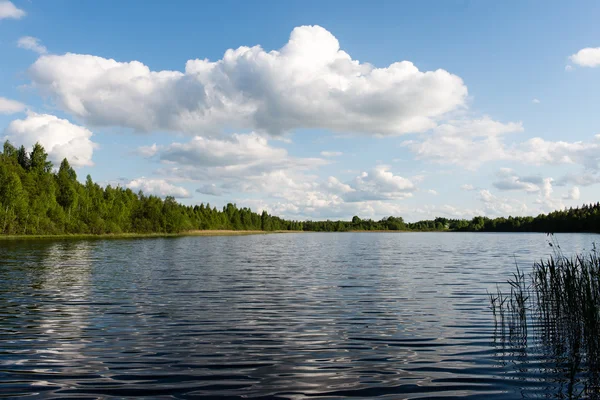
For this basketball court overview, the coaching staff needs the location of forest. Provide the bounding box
[1,141,599,236]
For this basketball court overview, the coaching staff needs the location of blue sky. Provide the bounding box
[1,0,599,221]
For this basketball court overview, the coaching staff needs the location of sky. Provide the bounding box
[1,0,599,222]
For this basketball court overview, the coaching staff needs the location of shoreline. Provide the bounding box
[1,230,597,241]
[0,230,300,241]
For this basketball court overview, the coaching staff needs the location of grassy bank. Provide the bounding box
[0,230,300,241]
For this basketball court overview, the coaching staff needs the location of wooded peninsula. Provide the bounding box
[1,141,598,236]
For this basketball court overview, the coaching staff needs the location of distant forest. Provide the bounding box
[1,141,599,235]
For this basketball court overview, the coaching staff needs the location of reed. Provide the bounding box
[491,234,600,398]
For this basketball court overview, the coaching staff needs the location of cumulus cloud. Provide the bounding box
[517,136,600,169]
[478,189,528,216]
[127,177,191,198]
[488,171,560,213]
[137,143,159,157]
[147,133,327,183]
[404,117,600,170]
[569,47,600,68]
[541,177,553,199]
[141,133,329,211]
[427,189,438,195]
[563,186,580,201]
[141,132,417,219]
[320,151,343,157]
[159,133,288,167]
[324,176,354,194]
[28,25,467,136]
[461,184,475,191]
[402,116,524,169]
[241,197,412,222]
[0,96,26,114]
[410,204,481,221]
[224,166,416,217]
[342,166,416,202]
[492,168,544,193]
[0,1,25,19]
[556,171,600,187]
[17,36,47,54]
[3,112,97,167]
[196,184,223,196]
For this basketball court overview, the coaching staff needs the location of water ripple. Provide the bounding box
[0,232,597,399]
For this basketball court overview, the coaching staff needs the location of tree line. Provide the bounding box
[1,141,598,235]
[305,207,600,233]
[0,141,301,235]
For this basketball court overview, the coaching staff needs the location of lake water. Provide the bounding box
[1,232,598,399]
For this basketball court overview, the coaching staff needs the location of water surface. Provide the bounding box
[0,232,597,399]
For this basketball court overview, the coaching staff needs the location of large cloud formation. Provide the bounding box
[3,113,97,167]
[28,25,467,136]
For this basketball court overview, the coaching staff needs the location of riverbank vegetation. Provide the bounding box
[491,237,600,398]
[1,141,599,236]
[304,206,600,233]
[0,141,300,235]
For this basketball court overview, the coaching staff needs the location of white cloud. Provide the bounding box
[478,189,529,216]
[492,168,544,193]
[410,204,481,221]
[532,98,540,104]
[144,133,329,209]
[127,177,191,198]
[137,143,159,157]
[239,167,416,216]
[320,151,343,157]
[0,1,25,20]
[17,36,47,54]
[228,166,416,219]
[159,133,288,167]
[556,171,600,187]
[431,117,524,138]
[404,116,600,170]
[149,133,327,185]
[460,184,475,191]
[569,47,600,68]
[28,25,467,136]
[528,177,566,213]
[240,197,412,221]
[489,170,563,212]
[196,184,223,196]
[3,112,97,167]
[403,116,524,169]
[0,97,26,114]
[144,132,417,219]
[324,176,354,194]
[427,189,438,195]
[345,166,415,202]
[517,136,600,169]
[541,177,553,198]
[563,186,580,201]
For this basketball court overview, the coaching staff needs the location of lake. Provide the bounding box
[0,232,598,399]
